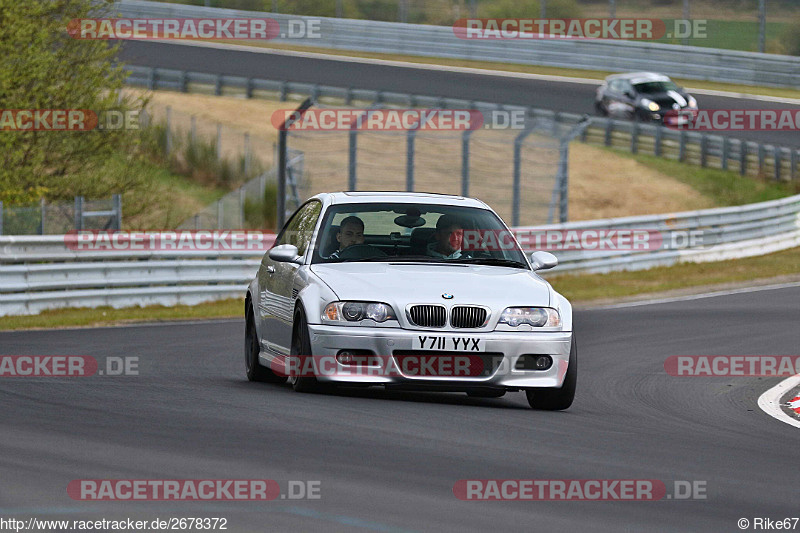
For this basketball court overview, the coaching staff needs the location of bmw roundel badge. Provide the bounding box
[442,293,454,299]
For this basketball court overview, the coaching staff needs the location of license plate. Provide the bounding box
[412,335,484,352]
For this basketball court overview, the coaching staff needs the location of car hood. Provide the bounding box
[310,262,551,308]
[643,90,690,109]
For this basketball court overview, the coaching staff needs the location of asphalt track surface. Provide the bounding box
[1,286,798,532]
[118,40,800,149]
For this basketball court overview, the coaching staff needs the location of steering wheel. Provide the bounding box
[336,244,388,260]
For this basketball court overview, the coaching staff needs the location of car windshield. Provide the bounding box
[311,202,529,269]
[634,80,680,94]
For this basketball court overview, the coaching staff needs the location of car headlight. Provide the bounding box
[687,96,697,108]
[642,99,660,112]
[498,307,560,328]
[323,301,396,323]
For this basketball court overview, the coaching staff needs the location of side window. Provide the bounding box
[609,80,622,92]
[274,201,322,256]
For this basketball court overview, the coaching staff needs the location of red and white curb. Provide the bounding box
[758,374,800,429]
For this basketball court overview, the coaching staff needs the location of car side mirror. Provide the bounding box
[625,90,636,98]
[269,244,303,264]
[530,251,558,271]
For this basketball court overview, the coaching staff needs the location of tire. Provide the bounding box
[525,336,577,411]
[289,308,326,393]
[466,389,506,398]
[245,301,287,384]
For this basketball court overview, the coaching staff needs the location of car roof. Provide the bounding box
[314,191,490,209]
[605,72,672,85]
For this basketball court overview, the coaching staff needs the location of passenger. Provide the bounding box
[426,214,464,260]
[329,216,365,260]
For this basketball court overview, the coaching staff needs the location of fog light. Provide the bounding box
[337,351,354,364]
[535,355,552,370]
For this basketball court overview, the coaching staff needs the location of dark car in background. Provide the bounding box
[595,72,698,125]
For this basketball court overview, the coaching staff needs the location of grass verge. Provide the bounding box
[548,246,800,302]
[2,246,799,330]
[599,147,800,207]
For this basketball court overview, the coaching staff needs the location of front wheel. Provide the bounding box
[245,303,287,384]
[289,308,327,393]
[525,336,576,411]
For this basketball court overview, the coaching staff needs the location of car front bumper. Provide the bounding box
[306,324,573,389]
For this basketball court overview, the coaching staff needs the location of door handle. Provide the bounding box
[266,266,275,274]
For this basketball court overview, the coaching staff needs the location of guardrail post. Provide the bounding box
[604,119,612,146]
[246,78,254,99]
[630,120,639,154]
[348,128,357,190]
[678,130,687,162]
[774,149,782,182]
[461,129,472,197]
[758,144,766,175]
[311,84,320,101]
[654,124,663,156]
[791,149,798,182]
[721,136,729,170]
[180,70,188,93]
[148,68,156,90]
[699,134,707,167]
[345,87,353,106]
[194,214,200,230]
[279,81,287,102]
[74,196,84,231]
[740,141,748,175]
[113,194,122,230]
[513,128,534,227]
[215,74,222,96]
[406,129,415,192]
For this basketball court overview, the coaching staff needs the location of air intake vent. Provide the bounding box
[450,306,488,328]
[408,305,447,328]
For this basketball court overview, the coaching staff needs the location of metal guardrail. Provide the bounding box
[2,195,799,316]
[122,65,800,182]
[114,0,800,89]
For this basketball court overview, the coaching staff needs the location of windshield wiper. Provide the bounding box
[451,257,529,269]
[342,256,441,263]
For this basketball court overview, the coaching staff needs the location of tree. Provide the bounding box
[0,0,136,205]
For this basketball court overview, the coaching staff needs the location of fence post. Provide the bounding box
[348,129,358,190]
[558,142,570,223]
[604,119,612,146]
[0,201,3,236]
[721,136,729,170]
[217,199,223,230]
[180,70,188,93]
[113,194,122,230]
[194,214,200,230]
[239,187,245,228]
[190,116,197,147]
[40,197,46,235]
[699,134,707,167]
[791,149,798,183]
[216,124,222,161]
[774,149,782,182]
[165,106,172,154]
[654,124,662,156]
[215,74,222,96]
[244,132,251,176]
[406,129,415,192]
[277,98,313,229]
[461,129,472,197]
[74,196,84,231]
[740,141,748,175]
[630,120,639,154]
[148,67,156,90]
[512,128,534,227]
[246,78,254,98]
[678,130,687,162]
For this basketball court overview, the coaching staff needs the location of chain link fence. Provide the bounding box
[0,196,122,236]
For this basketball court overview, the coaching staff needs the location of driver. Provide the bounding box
[426,214,464,260]
[329,216,365,260]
